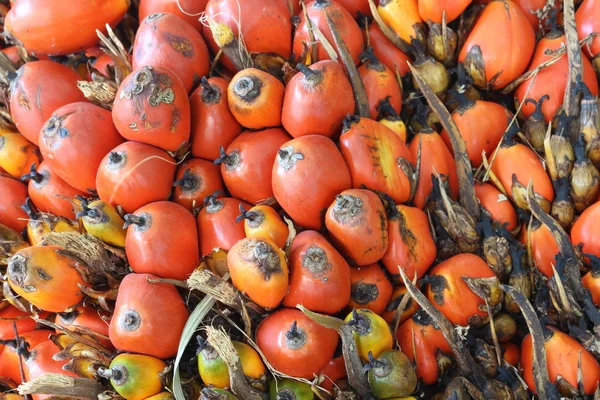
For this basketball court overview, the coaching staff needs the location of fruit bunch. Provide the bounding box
[0,0,600,399]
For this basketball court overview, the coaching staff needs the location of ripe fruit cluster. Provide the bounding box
[0,0,600,399]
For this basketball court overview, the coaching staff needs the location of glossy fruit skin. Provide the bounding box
[272,135,352,230]
[326,189,388,266]
[256,308,339,379]
[344,308,393,362]
[0,130,40,179]
[203,0,292,72]
[441,101,511,168]
[25,162,86,219]
[458,0,535,89]
[40,102,125,193]
[227,68,285,129]
[522,328,600,395]
[382,204,436,282]
[0,306,45,340]
[426,253,498,326]
[367,24,411,76]
[347,263,393,315]
[108,353,167,400]
[172,158,225,211]
[410,130,459,208]
[113,66,191,151]
[381,285,420,325]
[513,0,547,30]
[515,33,599,122]
[139,0,209,32]
[490,142,555,207]
[377,0,424,44]
[340,118,414,204]
[571,201,600,259]
[293,0,363,65]
[190,77,243,161]
[220,128,290,204]
[9,61,87,145]
[417,0,472,23]
[528,221,559,278]
[318,356,347,392]
[7,245,90,312]
[583,270,600,307]
[126,201,200,281]
[283,230,351,314]
[282,61,355,138]
[96,141,177,213]
[56,305,112,349]
[359,58,402,120]
[80,200,127,247]
[0,175,29,232]
[396,312,452,384]
[0,330,52,384]
[109,273,189,359]
[24,340,78,400]
[5,0,128,56]
[241,205,289,249]
[133,13,210,93]
[502,342,520,366]
[198,341,266,389]
[197,197,249,256]
[576,0,600,58]
[474,182,517,231]
[228,237,289,308]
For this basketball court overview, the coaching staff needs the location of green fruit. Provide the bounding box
[367,350,417,399]
[269,378,315,400]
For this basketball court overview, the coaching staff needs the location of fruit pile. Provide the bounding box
[0,0,600,399]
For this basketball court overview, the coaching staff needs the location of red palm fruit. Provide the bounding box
[39,102,125,193]
[216,128,291,205]
[139,0,209,32]
[56,305,112,349]
[0,330,52,385]
[283,230,352,314]
[124,201,200,280]
[358,49,402,120]
[441,98,511,168]
[515,31,598,122]
[112,65,191,152]
[366,24,411,76]
[256,308,339,379]
[325,189,388,266]
[381,204,436,281]
[410,128,459,209]
[0,175,28,232]
[172,158,224,212]
[474,182,517,231]
[576,0,600,60]
[282,61,355,138]
[133,12,210,93]
[529,219,560,278]
[272,135,352,230]
[21,162,86,219]
[458,0,535,89]
[197,194,249,256]
[96,141,177,213]
[347,263,393,315]
[340,116,414,204]
[109,273,189,359]
[293,0,363,65]
[9,60,87,145]
[189,77,243,161]
[203,0,293,72]
[0,306,46,340]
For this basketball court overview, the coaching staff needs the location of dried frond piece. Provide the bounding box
[205,326,265,400]
[187,269,240,309]
[77,79,117,110]
[44,231,128,284]
[96,24,131,85]
[18,373,106,399]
